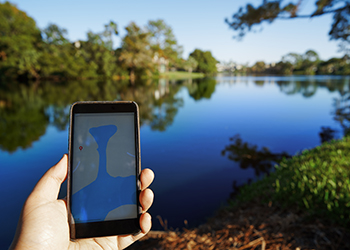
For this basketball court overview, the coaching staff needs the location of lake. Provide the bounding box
[0,75,349,249]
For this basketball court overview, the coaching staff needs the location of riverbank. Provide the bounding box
[1,71,206,84]
[159,71,205,79]
[128,137,350,249]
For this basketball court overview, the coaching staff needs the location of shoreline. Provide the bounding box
[128,137,350,249]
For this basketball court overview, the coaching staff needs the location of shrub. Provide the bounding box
[236,137,350,226]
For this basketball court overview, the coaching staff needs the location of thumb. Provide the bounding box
[29,154,68,202]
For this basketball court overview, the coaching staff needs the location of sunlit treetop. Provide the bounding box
[226,0,350,43]
[0,1,41,39]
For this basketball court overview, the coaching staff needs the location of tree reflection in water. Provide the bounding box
[147,78,184,131]
[319,126,337,143]
[0,83,49,152]
[186,77,216,100]
[221,134,290,176]
[2,76,350,153]
[0,78,185,152]
[334,89,350,137]
[221,134,290,199]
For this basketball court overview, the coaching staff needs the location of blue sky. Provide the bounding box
[7,0,343,65]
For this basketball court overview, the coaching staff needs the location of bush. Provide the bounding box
[236,137,350,226]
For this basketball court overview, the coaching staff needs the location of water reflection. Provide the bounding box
[2,76,350,153]
[2,75,350,248]
[221,134,290,176]
[319,126,337,143]
[275,76,350,98]
[278,81,318,97]
[147,79,184,131]
[186,78,216,100]
[0,79,188,151]
[0,84,49,152]
[334,89,350,136]
[216,75,350,98]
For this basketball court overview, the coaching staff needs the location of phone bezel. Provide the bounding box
[67,101,141,239]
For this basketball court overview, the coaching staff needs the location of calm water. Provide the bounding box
[1,75,349,249]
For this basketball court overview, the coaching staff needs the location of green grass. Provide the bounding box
[234,137,350,226]
[159,71,205,79]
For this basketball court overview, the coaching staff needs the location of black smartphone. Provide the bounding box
[67,101,141,239]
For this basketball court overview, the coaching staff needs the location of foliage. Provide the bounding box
[243,50,350,75]
[82,21,119,78]
[226,0,350,46]
[236,137,350,226]
[1,3,205,81]
[189,49,218,75]
[273,61,294,75]
[0,1,42,79]
[183,56,198,73]
[39,24,98,79]
[317,56,350,74]
[147,19,183,69]
[42,23,69,45]
[119,22,154,82]
[250,61,266,73]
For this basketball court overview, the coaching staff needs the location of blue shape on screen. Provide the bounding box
[72,124,137,223]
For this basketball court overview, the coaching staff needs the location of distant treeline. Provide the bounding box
[246,50,350,75]
[0,2,218,83]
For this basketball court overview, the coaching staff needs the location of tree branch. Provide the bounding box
[275,5,350,19]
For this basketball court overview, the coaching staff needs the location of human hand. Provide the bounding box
[9,154,154,250]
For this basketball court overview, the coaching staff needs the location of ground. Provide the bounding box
[127,198,350,250]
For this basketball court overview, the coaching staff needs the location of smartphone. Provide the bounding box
[67,101,141,239]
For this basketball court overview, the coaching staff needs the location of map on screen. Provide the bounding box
[71,113,137,223]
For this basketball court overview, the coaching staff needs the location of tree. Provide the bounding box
[146,19,183,69]
[183,56,198,73]
[279,50,320,74]
[274,61,294,75]
[147,19,176,51]
[82,21,119,78]
[300,50,320,74]
[189,49,218,75]
[39,23,100,79]
[282,52,303,68]
[318,56,350,74]
[0,1,42,79]
[304,49,320,62]
[250,61,266,73]
[42,24,69,45]
[101,21,118,50]
[40,23,76,78]
[119,22,154,83]
[226,0,350,48]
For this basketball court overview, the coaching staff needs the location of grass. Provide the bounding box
[234,136,350,227]
[159,71,205,79]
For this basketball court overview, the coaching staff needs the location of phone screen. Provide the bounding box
[70,111,138,225]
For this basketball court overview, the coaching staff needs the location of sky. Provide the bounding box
[6,0,344,65]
